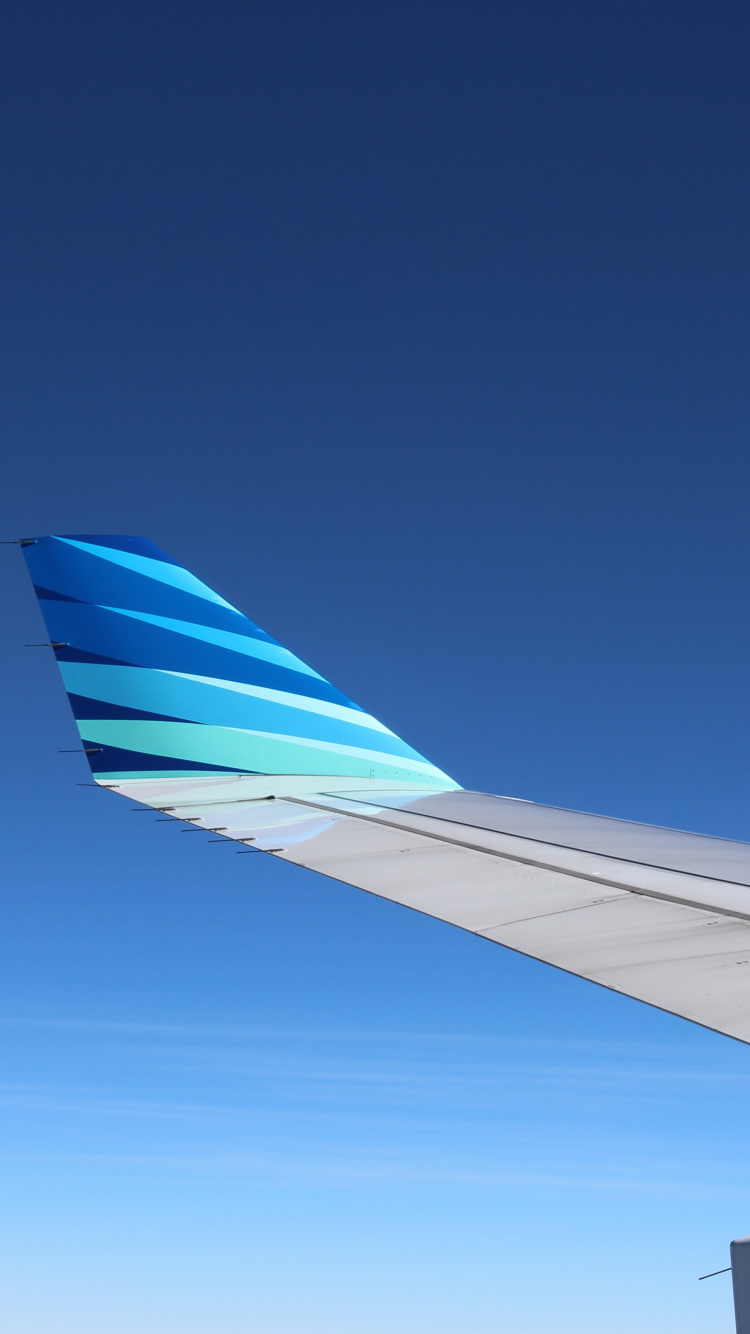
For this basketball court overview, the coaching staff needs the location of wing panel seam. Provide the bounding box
[281,797,750,925]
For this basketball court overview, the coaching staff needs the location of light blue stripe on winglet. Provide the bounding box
[58,662,423,758]
[56,538,241,612]
[165,673,395,734]
[60,663,395,735]
[98,606,326,679]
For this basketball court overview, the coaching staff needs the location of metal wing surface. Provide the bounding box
[19,534,750,1044]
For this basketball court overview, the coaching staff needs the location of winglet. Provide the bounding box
[22,535,459,790]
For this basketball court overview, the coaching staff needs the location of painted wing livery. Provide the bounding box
[20,534,750,1044]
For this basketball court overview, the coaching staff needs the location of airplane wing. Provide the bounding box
[19,534,750,1043]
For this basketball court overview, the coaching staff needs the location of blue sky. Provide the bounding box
[2,2,750,1329]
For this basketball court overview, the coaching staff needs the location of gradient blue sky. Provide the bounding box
[2,2,750,1330]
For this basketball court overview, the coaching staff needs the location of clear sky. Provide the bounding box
[1,2,750,1330]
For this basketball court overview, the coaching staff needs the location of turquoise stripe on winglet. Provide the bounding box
[80,719,459,786]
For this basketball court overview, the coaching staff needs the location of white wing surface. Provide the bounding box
[108,774,750,1043]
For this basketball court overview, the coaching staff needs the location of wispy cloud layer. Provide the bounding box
[0,1017,746,1198]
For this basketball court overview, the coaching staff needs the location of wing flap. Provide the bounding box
[349,788,750,885]
[485,896,750,1035]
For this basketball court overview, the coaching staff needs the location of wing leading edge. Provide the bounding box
[20,534,750,1044]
